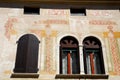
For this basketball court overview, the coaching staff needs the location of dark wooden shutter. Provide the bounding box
[14,34,40,73]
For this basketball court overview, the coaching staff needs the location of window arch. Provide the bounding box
[83,36,105,74]
[13,34,40,73]
[60,36,80,74]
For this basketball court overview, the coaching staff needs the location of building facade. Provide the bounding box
[0,0,120,80]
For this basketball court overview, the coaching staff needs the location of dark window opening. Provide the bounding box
[83,36,105,74]
[60,36,80,74]
[70,8,86,16]
[24,7,40,14]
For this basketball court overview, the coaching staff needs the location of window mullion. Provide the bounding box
[79,46,85,74]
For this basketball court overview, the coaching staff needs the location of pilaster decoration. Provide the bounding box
[79,45,85,74]
[102,44,109,75]
[40,30,46,37]
[51,31,57,72]
[45,35,53,73]
[30,23,58,74]
[107,26,120,75]
[103,30,113,75]
[103,32,120,38]
[103,27,120,75]
[44,24,57,74]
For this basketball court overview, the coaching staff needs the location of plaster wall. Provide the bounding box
[0,7,120,80]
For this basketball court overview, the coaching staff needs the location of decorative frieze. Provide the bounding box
[89,20,117,25]
[41,9,69,16]
[33,19,69,25]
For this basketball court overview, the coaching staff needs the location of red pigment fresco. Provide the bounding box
[108,26,120,75]
[45,9,68,15]
[89,20,116,25]
[4,18,18,40]
[33,19,69,26]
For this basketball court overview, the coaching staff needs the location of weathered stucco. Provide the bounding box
[0,7,120,80]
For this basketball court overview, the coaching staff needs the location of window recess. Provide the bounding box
[60,36,80,74]
[83,36,105,75]
[56,36,109,79]
[24,7,40,15]
[70,8,86,16]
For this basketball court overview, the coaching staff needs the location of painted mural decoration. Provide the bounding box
[1,9,120,79]
[107,26,120,75]
[88,10,113,17]
[4,18,18,40]
[33,19,69,25]
[30,23,57,74]
[89,20,116,25]
[40,9,69,16]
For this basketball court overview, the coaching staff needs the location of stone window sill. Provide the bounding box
[11,73,39,78]
[55,74,109,79]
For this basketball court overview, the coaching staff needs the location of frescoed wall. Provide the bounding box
[0,8,120,80]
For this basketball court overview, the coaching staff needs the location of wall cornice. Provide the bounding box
[0,0,120,8]
[0,0,120,4]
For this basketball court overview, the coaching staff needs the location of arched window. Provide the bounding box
[60,36,80,74]
[13,34,40,73]
[83,36,105,74]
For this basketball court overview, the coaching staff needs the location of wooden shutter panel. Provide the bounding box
[26,34,39,73]
[14,35,29,73]
[14,34,39,73]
